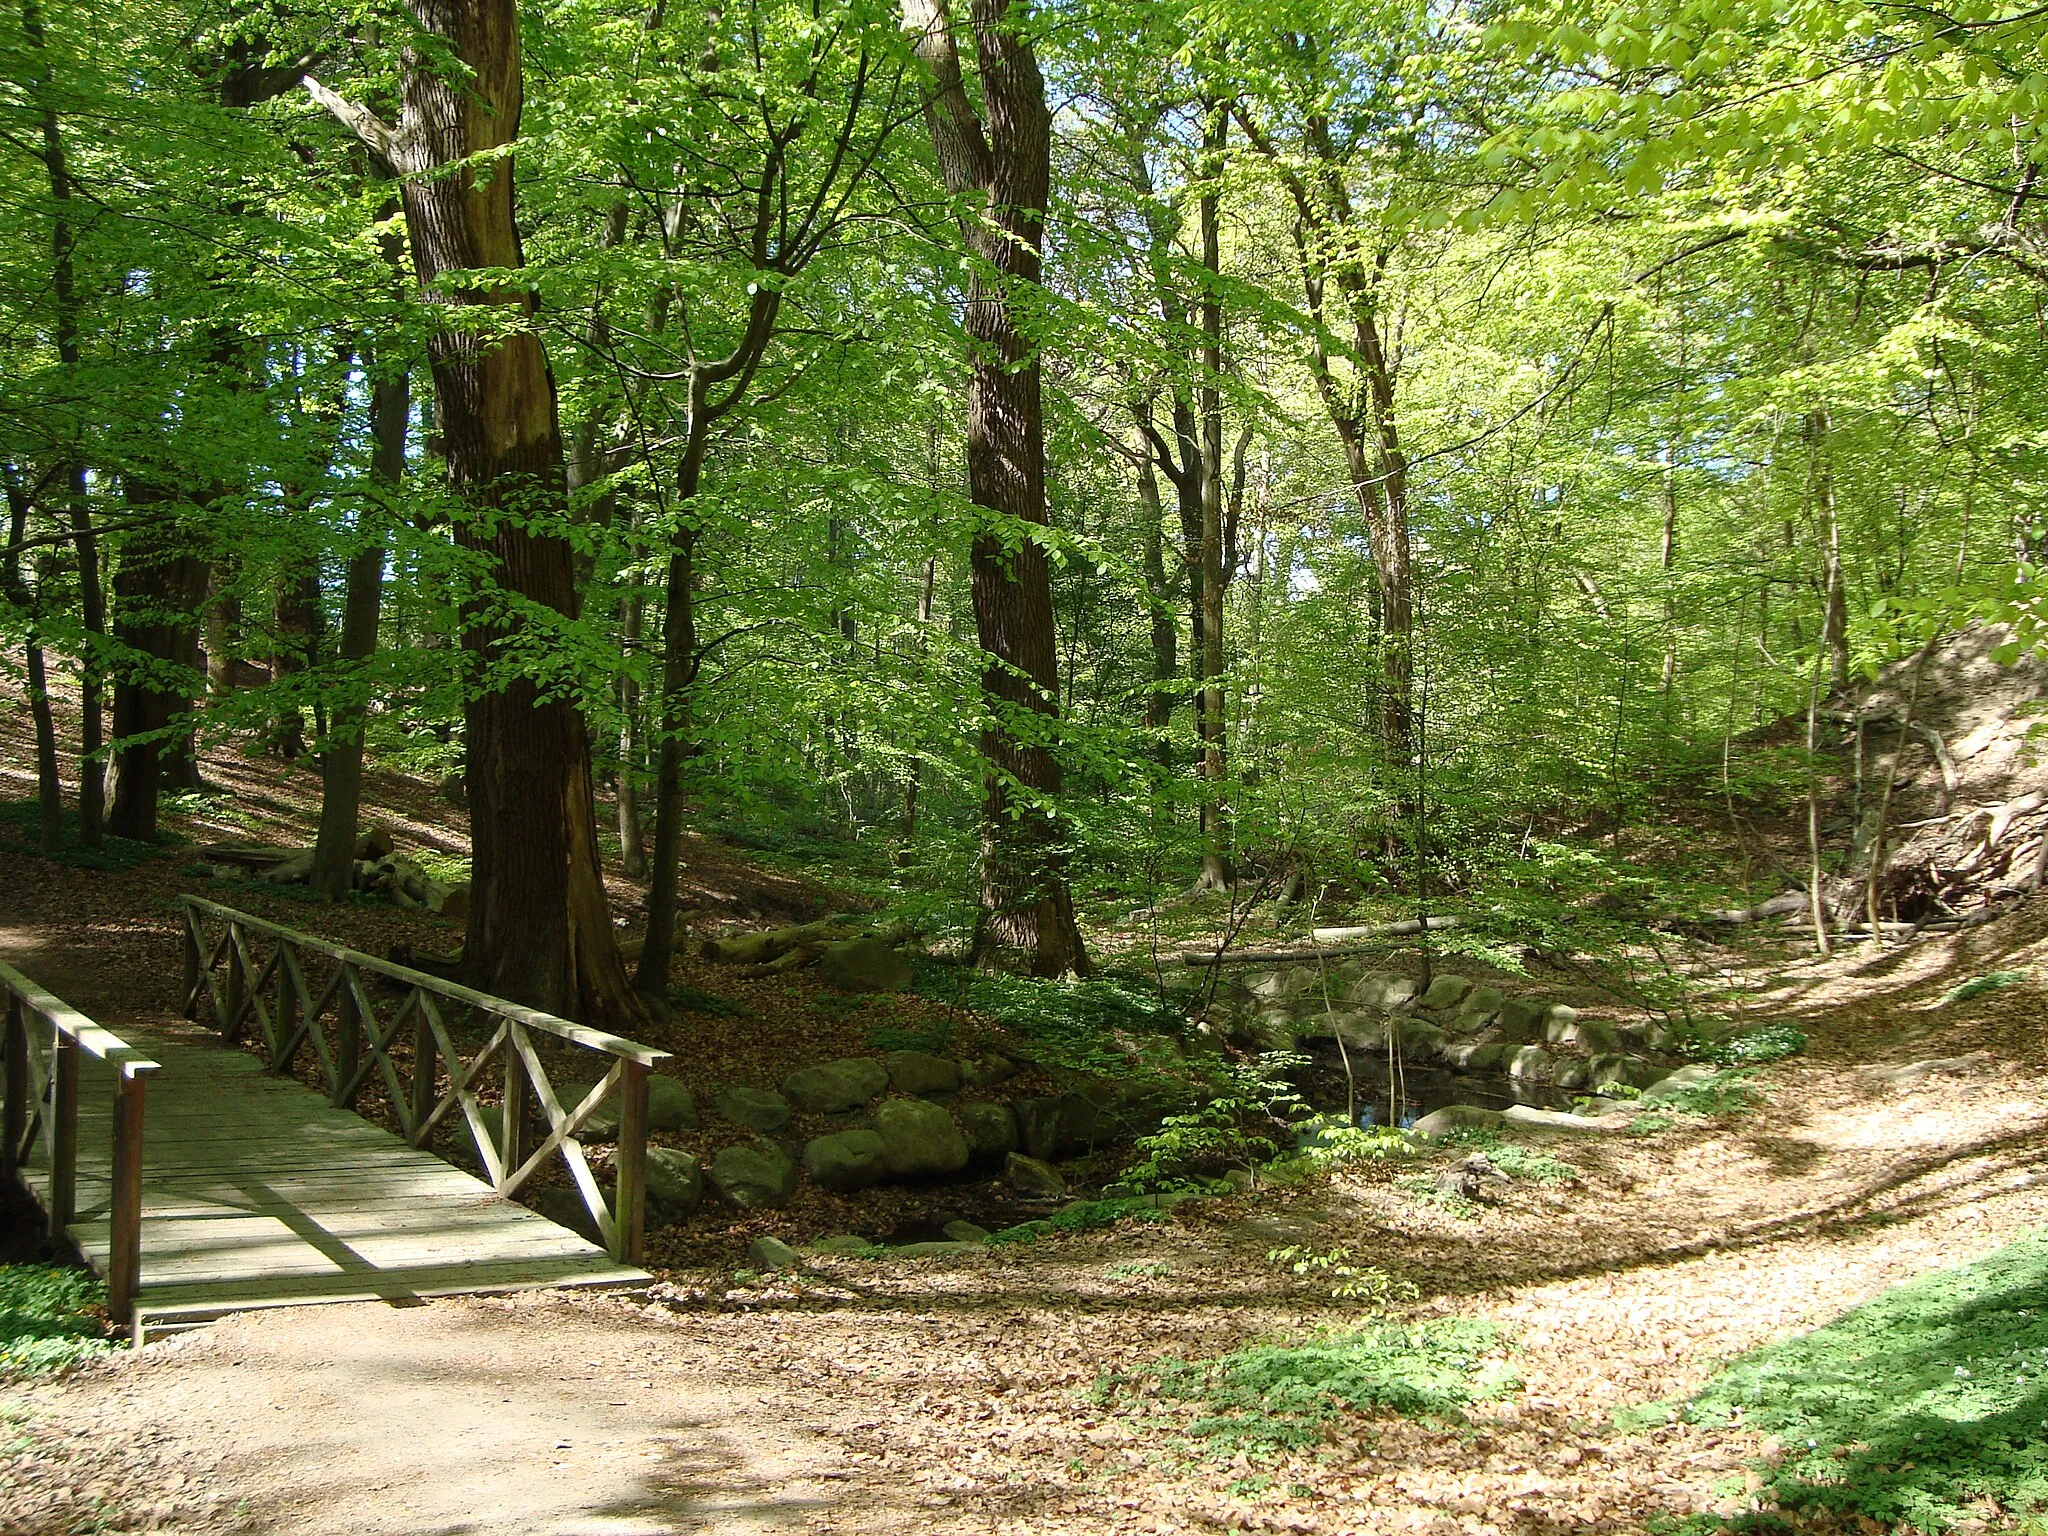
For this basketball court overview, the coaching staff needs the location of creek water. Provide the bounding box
[1295,1039,1576,1128]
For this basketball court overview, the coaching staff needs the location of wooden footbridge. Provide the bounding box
[3,898,669,1337]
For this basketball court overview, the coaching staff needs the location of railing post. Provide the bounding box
[409,991,436,1140]
[49,1029,78,1235]
[500,1026,527,1189]
[334,963,361,1108]
[223,925,245,1041]
[107,1065,148,1327]
[273,944,296,1067]
[613,1061,650,1263]
[2,997,23,1182]
[180,908,200,1019]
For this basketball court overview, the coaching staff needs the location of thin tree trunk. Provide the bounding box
[1195,101,1232,891]
[306,0,639,1022]
[617,585,647,879]
[1811,410,1851,696]
[24,0,102,845]
[5,473,63,853]
[899,550,939,840]
[1803,668,1830,956]
[311,358,405,901]
[903,0,1087,976]
[1862,632,1939,942]
[1132,433,1177,768]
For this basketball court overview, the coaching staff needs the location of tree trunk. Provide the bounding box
[308,0,639,1021]
[1131,437,1177,768]
[1810,409,1851,695]
[107,484,206,841]
[903,0,1088,977]
[205,561,240,698]
[24,0,103,845]
[270,561,320,757]
[310,360,404,901]
[617,586,647,880]
[1195,102,1232,890]
[4,473,63,853]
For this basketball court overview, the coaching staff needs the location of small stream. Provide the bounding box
[1295,1039,1578,1128]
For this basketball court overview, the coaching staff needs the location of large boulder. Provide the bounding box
[1331,1013,1391,1051]
[1552,1057,1591,1090]
[1502,1104,1624,1133]
[883,1050,961,1096]
[1411,1104,1506,1139]
[1014,1091,1116,1161]
[1349,971,1419,1012]
[782,1057,890,1114]
[1005,1151,1067,1200]
[875,1097,968,1178]
[1548,1011,1622,1054]
[1507,1045,1553,1082]
[1452,986,1506,1034]
[644,1146,704,1224]
[1642,1063,1720,1102]
[709,1140,799,1208]
[747,1235,804,1272]
[958,1100,1019,1161]
[959,1053,1018,1088]
[647,1076,697,1132]
[1495,997,1550,1044]
[817,936,912,994]
[714,1084,792,1133]
[802,1129,890,1192]
[1246,968,1314,1003]
[1417,974,1475,1012]
[1441,1038,1509,1072]
[1394,1019,1448,1063]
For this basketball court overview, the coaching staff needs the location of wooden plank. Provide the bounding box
[27,1009,650,1325]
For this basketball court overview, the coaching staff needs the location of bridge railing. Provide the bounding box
[1,961,159,1323]
[178,897,668,1265]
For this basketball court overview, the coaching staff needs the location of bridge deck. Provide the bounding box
[24,1024,648,1331]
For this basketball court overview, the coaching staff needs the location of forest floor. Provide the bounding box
[5,733,2048,1534]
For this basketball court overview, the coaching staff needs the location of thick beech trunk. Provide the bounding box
[307,0,638,1020]
[904,0,1087,976]
[4,474,62,853]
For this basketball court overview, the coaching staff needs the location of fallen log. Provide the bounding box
[699,916,855,965]
[1307,916,1460,943]
[1177,917,1461,967]
[1700,891,1808,925]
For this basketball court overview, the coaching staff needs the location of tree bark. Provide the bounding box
[311,359,405,901]
[4,472,63,853]
[1195,102,1232,890]
[903,0,1088,976]
[305,0,639,1021]
[107,483,206,841]
[23,0,104,845]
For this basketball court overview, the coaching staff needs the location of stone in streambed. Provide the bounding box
[747,1235,804,1272]
[1005,1151,1066,1200]
[709,1140,799,1208]
[958,1100,1018,1161]
[782,1057,890,1114]
[882,1050,961,1096]
[875,1097,968,1178]
[643,1146,704,1224]
[714,1084,791,1133]
[802,1129,890,1193]
[817,936,912,994]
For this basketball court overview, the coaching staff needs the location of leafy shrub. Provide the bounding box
[1661,1069,1761,1116]
[1125,1053,1310,1190]
[1629,1232,2048,1532]
[1940,969,2027,1007]
[1268,1246,1419,1307]
[1119,1318,1516,1456]
[1692,1023,1808,1066]
[866,1018,950,1052]
[986,1197,1169,1246]
[0,800,159,870]
[1442,1129,1576,1185]
[0,1266,115,1376]
[1299,1124,1416,1171]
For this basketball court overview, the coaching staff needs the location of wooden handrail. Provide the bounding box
[0,960,158,1326]
[177,897,668,1265]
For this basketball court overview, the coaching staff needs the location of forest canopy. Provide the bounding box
[3,0,2043,1016]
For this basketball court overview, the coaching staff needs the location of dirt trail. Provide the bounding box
[8,867,2048,1533]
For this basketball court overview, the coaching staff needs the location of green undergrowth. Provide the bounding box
[1621,1230,2048,1532]
[669,984,744,1018]
[912,961,1185,1078]
[1694,1023,1808,1067]
[1104,1317,1516,1458]
[0,1265,116,1377]
[0,800,159,872]
[1440,1129,1577,1184]
[986,1196,1173,1246]
[1940,970,2027,1007]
